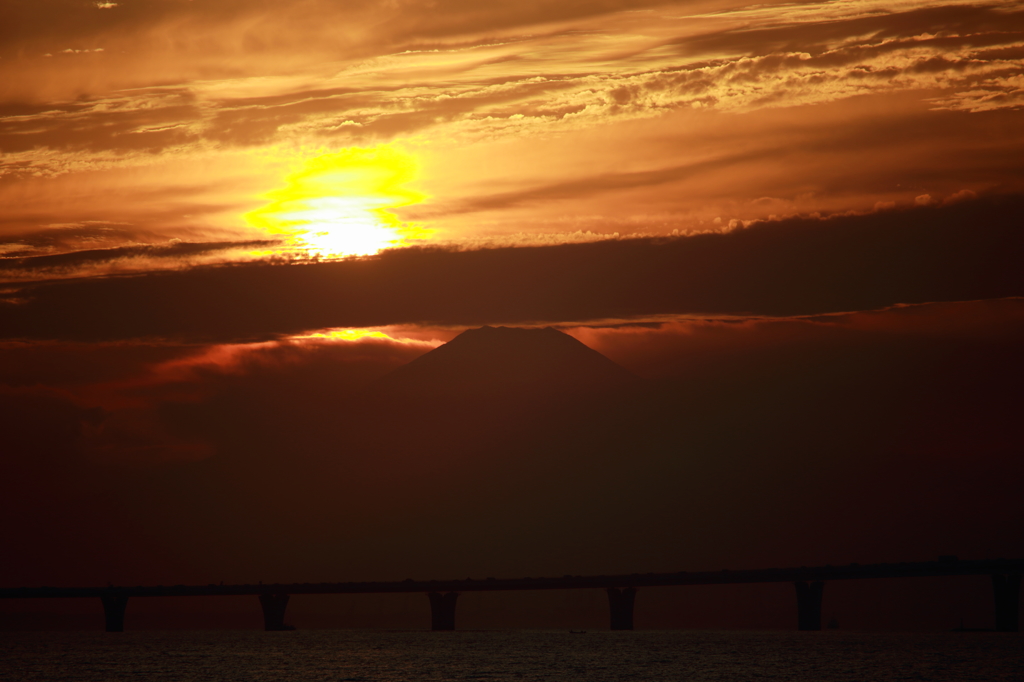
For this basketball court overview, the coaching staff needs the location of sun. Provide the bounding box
[244,145,432,258]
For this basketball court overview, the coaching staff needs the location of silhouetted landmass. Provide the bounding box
[373,326,636,396]
[348,326,646,498]
[2,315,1022,630]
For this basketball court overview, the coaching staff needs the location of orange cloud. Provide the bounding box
[2,0,1021,263]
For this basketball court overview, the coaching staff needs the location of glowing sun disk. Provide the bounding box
[245,146,431,257]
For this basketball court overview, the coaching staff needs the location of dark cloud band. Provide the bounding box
[2,194,1022,342]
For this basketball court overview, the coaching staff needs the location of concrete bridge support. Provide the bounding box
[428,592,459,631]
[794,581,824,631]
[606,587,636,630]
[100,593,129,632]
[258,593,292,631]
[992,574,1020,632]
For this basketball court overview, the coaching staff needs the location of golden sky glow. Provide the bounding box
[290,327,443,345]
[244,146,431,258]
[3,0,1023,276]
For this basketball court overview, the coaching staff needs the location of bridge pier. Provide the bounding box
[992,574,1020,632]
[794,581,824,631]
[428,592,459,631]
[258,593,292,631]
[606,587,636,630]
[100,593,129,632]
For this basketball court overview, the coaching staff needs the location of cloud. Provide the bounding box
[0,331,435,471]
[0,239,282,283]
[2,0,1021,254]
[566,297,1024,379]
[1,194,1022,342]
[4,1,1021,158]
[421,146,781,216]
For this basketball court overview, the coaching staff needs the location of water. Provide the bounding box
[2,630,1021,682]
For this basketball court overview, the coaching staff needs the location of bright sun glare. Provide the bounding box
[245,146,431,258]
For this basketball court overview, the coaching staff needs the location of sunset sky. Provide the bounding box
[2,0,1023,630]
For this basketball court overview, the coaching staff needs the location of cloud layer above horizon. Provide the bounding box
[2,0,1023,273]
[1,195,1022,342]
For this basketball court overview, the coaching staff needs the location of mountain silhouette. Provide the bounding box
[373,326,635,396]
[351,325,645,507]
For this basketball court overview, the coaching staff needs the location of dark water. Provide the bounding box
[2,630,1021,682]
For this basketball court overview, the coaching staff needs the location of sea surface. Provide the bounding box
[2,630,1021,682]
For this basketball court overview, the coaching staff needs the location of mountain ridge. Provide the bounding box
[372,325,636,396]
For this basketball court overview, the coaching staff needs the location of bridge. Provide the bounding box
[2,557,1019,633]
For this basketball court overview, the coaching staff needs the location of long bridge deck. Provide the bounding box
[2,558,1020,632]
[2,558,1021,599]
